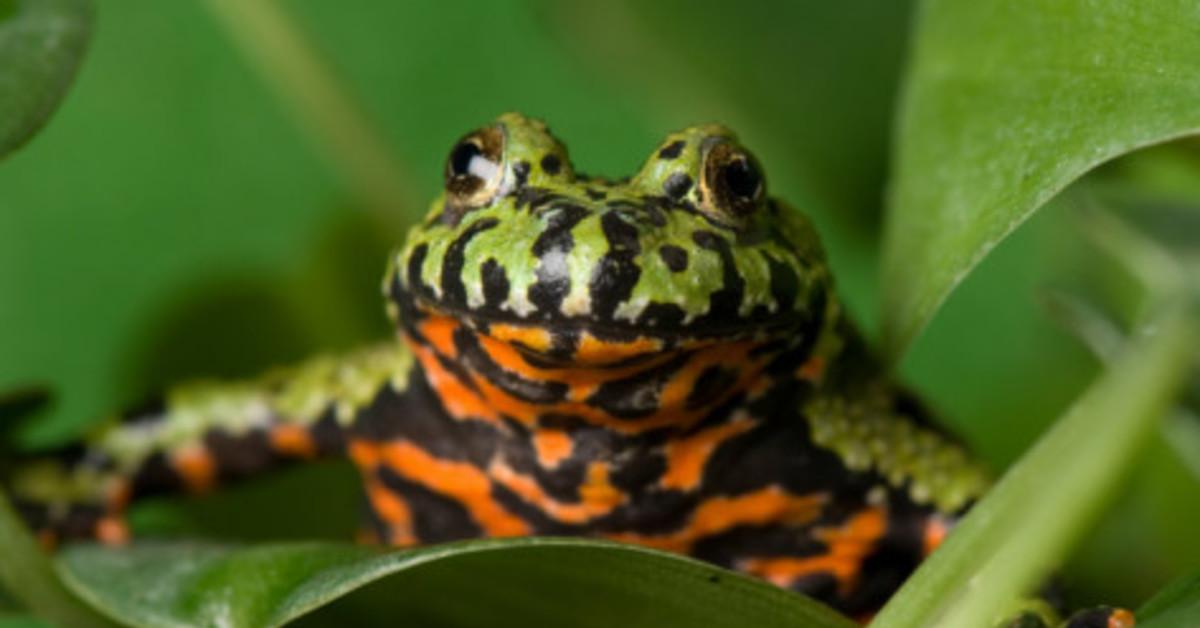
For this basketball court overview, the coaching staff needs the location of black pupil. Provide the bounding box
[449,141,483,178]
[722,158,760,199]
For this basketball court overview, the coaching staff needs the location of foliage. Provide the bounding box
[0,0,91,160]
[55,539,854,628]
[882,0,1200,357]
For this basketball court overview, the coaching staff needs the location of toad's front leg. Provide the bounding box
[4,342,411,546]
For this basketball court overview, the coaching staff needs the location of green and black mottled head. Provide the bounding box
[388,113,832,355]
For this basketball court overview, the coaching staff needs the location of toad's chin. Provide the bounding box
[399,287,824,369]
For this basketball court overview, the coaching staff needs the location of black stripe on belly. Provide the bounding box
[585,352,689,419]
[589,487,694,535]
[350,368,499,468]
[490,482,578,535]
[685,365,739,410]
[691,522,827,569]
[700,388,865,498]
[497,421,589,502]
[376,464,482,543]
[453,326,569,404]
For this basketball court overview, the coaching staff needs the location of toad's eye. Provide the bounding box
[445,125,505,210]
[700,142,765,221]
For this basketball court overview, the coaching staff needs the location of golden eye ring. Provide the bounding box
[699,141,765,221]
[444,125,506,210]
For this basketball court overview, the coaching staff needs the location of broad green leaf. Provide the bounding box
[870,307,1196,628]
[58,538,856,628]
[882,0,1200,358]
[1138,570,1200,628]
[0,0,92,160]
[0,489,116,628]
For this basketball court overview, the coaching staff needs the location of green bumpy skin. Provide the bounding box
[6,113,1123,625]
[398,114,826,331]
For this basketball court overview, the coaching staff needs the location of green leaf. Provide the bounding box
[882,0,1200,358]
[0,489,116,628]
[58,538,856,628]
[1138,570,1200,628]
[870,306,1197,628]
[0,0,93,160]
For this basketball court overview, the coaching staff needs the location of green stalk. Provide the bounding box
[202,0,415,216]
[871,306,1197,628]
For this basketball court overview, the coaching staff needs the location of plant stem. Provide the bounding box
[202,0,415,217]
[871,306,1197,628]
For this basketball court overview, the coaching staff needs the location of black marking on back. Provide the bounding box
[441,217,501,308]
[588,212,642,320]
[513,160,531,188]
[658,245,689,272]
[405,243,432,299]
[663,173,693,200]
[658,140,685,159]
[691,230,745,325]
[480,258,510,309]
[635,302,688,330]
[514,186,562,210]
[528,204,590,315]
[765,253,800,314]
[540,154,561,175]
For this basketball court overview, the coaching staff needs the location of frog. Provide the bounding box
[3,113,1131,626]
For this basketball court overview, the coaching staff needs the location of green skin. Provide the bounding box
[4,113,1120,627]
[397,115,825,329]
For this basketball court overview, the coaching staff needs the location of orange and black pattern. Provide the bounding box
[335,278,947,616]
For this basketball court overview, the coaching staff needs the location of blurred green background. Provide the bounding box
[1,0,1196,608]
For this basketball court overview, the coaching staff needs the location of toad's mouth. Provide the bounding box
[403,287,825,367]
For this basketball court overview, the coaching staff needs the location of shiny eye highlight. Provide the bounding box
[700,142,765,221]
[444,125,505,210]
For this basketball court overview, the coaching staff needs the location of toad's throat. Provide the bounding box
[402,312,782,434]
